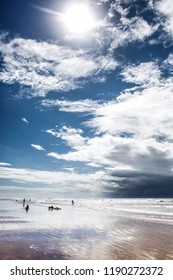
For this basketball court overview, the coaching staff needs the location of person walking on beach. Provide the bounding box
[25,204,29,212]
[71,200,74,205]
[23,198,25,207]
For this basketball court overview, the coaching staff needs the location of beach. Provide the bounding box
[0,198,173,260]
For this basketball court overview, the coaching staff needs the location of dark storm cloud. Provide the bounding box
[103,170,173,198]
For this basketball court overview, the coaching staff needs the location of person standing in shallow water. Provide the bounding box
[71,200,74,205]
[23,198,25,207]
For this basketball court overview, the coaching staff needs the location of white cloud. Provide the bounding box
[63,167,75,172]
[21,117,29,124]
[123,17,156,41]
[0,0,161,100]
[156,0,173,37]
[31,144,45,151]
[0,33,118,98]
[95,2,158,52]
[87,162,102,168]
[164,53,173,73]
[89,83,173,139]
[41,99,103,113]
[121,62,161,85]
[46,126,87,150]
[47,133,134,170]
[164,53,173,65]
[0,162,12,167]
[46,126,125,167]
[0,166,110,195]
[46,57,173,177]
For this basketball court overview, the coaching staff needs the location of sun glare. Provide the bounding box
[63,4,95,34]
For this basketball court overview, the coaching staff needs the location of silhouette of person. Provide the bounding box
[71,200,74,205]
[25,204,29,212]
[23,198,25,207]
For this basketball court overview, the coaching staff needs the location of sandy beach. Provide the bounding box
[0,198,173,260]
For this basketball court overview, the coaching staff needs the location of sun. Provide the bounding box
[63,3,95,34]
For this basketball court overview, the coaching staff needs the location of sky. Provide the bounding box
[0,0,173,199]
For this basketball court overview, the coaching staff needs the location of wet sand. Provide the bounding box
[0,221,172,260]
[0,199,173,260]
[0,240,69,260]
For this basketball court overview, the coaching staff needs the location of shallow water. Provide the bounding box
[0,198,173,259]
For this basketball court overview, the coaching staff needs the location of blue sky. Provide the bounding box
[0,0,173,198]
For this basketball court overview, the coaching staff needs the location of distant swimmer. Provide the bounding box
[25,204,29,212]
[71,200,74,205]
